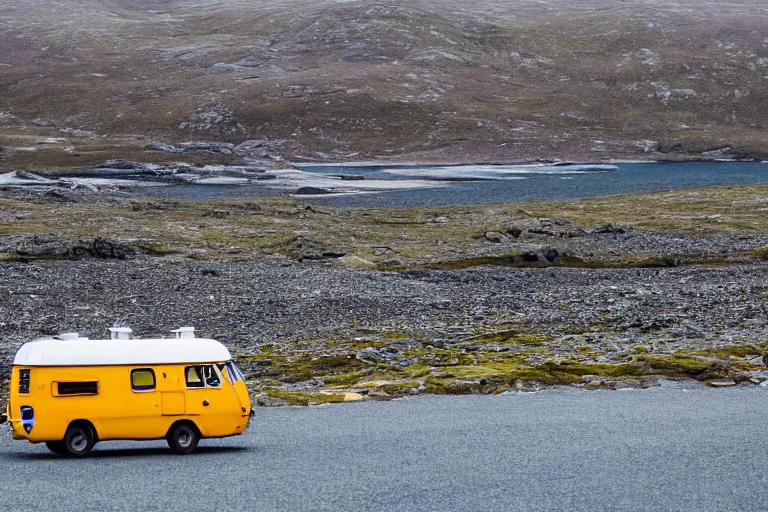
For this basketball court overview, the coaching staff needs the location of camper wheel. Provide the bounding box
[167,422,200,455]
[64,422,96,457]
[45,441,68,455]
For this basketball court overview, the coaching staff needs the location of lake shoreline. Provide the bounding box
[5,159,762,208]
[293,156,767,168]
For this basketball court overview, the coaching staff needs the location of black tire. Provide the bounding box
[45,441,68,455]
[64,423,95,457]
[167,423,200,455]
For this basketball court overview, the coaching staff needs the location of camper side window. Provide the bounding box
[185,365,221,389]
[56,381,99,396]
[131,369,156,392]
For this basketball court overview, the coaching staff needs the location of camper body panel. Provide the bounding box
[8,362,250,443]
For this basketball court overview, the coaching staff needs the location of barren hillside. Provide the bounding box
[1,0,767,165]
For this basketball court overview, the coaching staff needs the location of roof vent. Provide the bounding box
[56,333,83,341]
[171,327,195,339]
[109,327,133,340]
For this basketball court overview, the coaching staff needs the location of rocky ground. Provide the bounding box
[0,185,767,405]
[0,259,766,405]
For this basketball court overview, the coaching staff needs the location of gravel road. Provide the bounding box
[2,387,767,512]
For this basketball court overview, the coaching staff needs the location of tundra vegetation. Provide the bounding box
[0,185,767,405]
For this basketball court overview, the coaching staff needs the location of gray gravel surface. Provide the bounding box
[2,387,767,512]
[1,260,767,392]
[1,260,766,348]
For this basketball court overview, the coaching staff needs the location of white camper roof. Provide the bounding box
[13,337,232,367]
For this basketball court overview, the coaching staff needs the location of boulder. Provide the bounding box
[31,117,56,127]
[704,379,738,388]
[297,251,347,261]
[16,171,50,182]
[145,143,178,153]
[146,142,237,155]
[542,248,559,263]
[485,231,505,243]
[592,223,629,235]
[93,160,145,170]
[15,237,135,260]
[179,142,235,154]
[294,186,333,195]
[234,139,284,157]
[43,190,83,203]
[255,394,289,407]
[80,238,136,259]
[15,245,69,258]
[365,390,393,401]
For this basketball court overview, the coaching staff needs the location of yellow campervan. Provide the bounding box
[0,326,252,456]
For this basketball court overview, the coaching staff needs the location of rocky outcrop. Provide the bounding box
[146,142,236,155]
[93,160,148,170]
[484,231,505,243]
[145,138,284,159]
[294,186,334,195]
[11,236,136,260]
[234,139,284,157]
[178,103,246,136]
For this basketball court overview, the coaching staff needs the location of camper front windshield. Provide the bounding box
[224,361,245,383]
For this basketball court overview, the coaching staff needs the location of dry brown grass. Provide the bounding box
[1,184,766,265]
[1,0,767,164]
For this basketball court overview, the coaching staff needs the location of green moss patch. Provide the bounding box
[324,371,367,387]
[751,247,768,261]
[262,389,347,406]
[692,345,762,359]
[635,354,730,380]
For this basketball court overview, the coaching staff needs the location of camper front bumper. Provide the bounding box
[9,419,29,440]
[244,409,254,431]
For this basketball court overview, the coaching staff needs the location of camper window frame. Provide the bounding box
[130,368,157,392]
[53,380,100,397]
[184,364,222,389]
[18,368,31,394]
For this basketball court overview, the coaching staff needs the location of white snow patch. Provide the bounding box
[0,171,163,190]
[382,164,617,180]
[273,169,443,192]
[191,177,252,185]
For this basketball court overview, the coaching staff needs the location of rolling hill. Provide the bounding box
[1,0,767,167]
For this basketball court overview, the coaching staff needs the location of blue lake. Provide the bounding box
[300,161,768,207]
[138,161,768,207]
